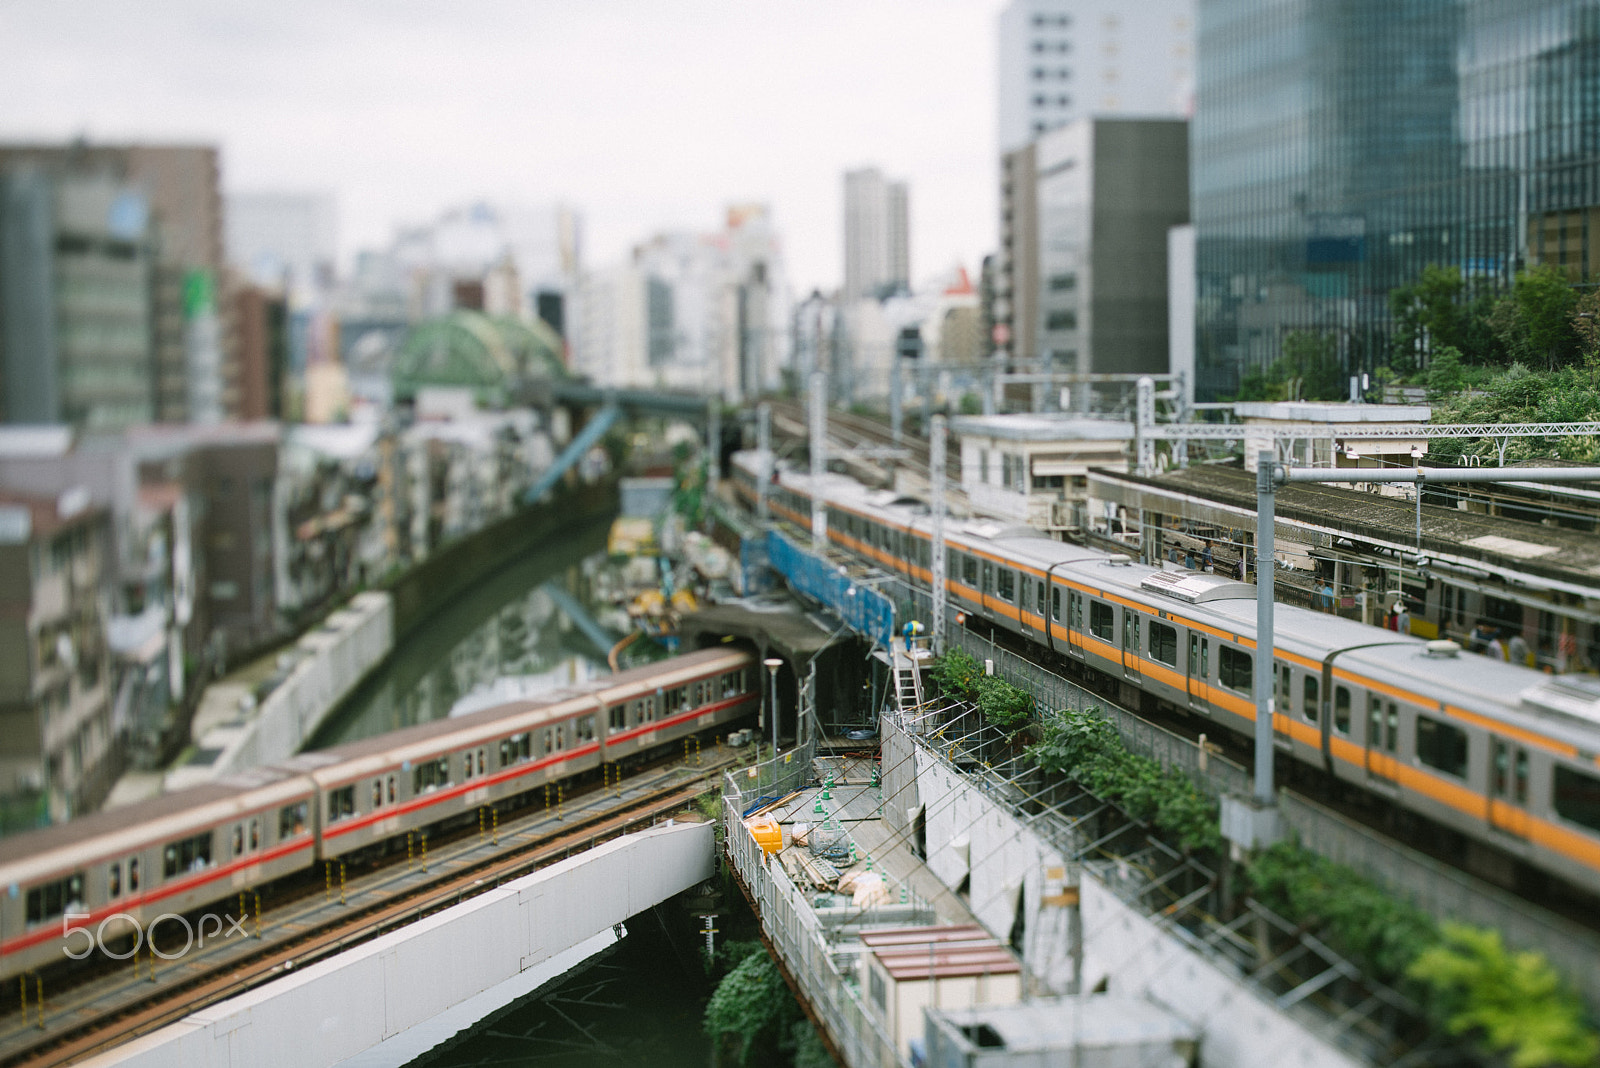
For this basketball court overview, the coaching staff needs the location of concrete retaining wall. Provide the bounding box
[82,819,715,1068]
[883,718,1362,1068]
[166,592,393,791]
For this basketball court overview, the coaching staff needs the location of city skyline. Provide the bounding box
[0,0,1007,294]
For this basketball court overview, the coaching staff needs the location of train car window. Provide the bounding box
[1416,715,1468,778]
[646,696,657,721]
[1277,665,1291,707]
[1493,740,1509,796]
[463,752,473,779]
[1051,586,1062,623]
[326,786,356,824]
[1123,613,1139,650]
[1386,703,1399,753]
[1200,638,1210,677]
[543,729,554,755]
[556,726,566,751]
[1148,623,1178,666]
[109,862,121,899]
[1553,765,1600,833]
[1072,592,1084,630]
[280,802,308,838]
[163,832,214,877]
[414,757,450,794]
[25,873,84,925]
[478,750,486,775]
[502,732,532,764]
[997,569,1015,602]
[1089,601,1114,641]
[962,555,978,587]
[666,688,684,714]
[608,705,626,733]
[233,825,245,856]
[1367,695,1382,747]
[387,777,396,805]
[1218,647,1252,694]
[129,858,140,891]
[1036,580,1046,617]
[1516,749,1529,803]
[1303,676,1319,722]
[373,780,384,807]
[250,819,260,850]
[577,715,595,742]
[982,561,993,593]
[1334,687,1351,734]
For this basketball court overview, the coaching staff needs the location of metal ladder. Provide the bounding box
[893,646,926,714]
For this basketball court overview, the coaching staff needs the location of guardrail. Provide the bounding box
[723,792,910,1068]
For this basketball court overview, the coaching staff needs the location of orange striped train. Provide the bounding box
[0,648,758,981]
[734,451,1600,902]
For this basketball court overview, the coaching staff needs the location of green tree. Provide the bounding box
[975,675,1033,730]
[930,648,984,700]
[1390,264,1466,374]
[704,950,793,1067]
[1424,344,1466,403]
[1230,331,1346,402]
[1492,265,1581,370]
[1408,924,1600,1068]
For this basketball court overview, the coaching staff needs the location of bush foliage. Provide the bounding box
[929,648,984,700]
[1027,707,1221,853]
[1247,843,1599,1067]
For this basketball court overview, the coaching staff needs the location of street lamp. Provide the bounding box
[764,658,784,755]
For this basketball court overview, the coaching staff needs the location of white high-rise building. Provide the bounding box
[997,0,1195,154]
[843,168,909,301]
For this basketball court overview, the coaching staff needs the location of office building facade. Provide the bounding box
[998,0,1196,154]
[1192,0,1600,398]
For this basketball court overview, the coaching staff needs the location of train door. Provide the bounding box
[1019,574,1037,640]
[1489,737,1531,838]
[1049,583,1064,653]
[1120,610,1141,683]
[1186,633,1209,711]
[1364,693,1399,783]
[1066,590,1085,659]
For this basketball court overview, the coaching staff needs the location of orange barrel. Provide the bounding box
[743,815,783,854]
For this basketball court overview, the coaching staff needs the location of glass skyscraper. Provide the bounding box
[1192,0,1600,398]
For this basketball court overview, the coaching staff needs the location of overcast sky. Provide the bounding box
[0,0,1007,293]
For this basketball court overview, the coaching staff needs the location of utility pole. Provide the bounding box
[809,369,828,550]
[930,415,947,654]
[756,402,771,524]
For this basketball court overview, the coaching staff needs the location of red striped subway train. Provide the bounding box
[734,451,1600,902]
[0,647,758,982]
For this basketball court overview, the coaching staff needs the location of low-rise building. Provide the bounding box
[952,413,1132,532]
[0,489,114,824]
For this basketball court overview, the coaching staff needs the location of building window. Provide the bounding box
[1089,601,1114,641]
[1045,311,1078,330]
[1416,715,1468,778]
[1048,273,1077,291]
[1148,622,1178,666]
[1218,646,1253,694]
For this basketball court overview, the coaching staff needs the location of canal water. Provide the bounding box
[305,517,817,1066]
[311,519,618,748]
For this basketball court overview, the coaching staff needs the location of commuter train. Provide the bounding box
[732,452,1600,899]
[0,648,758,981]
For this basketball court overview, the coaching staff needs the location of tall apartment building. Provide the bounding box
[994,0,1194,373]
[1037,119,1189,384]
[843,168,910,301]
[0,143,231,423]
[997,0,1196,154]
[1192,0,1600,398]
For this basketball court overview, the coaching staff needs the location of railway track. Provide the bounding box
[0,752,737,1068]
[766,399,958,491]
